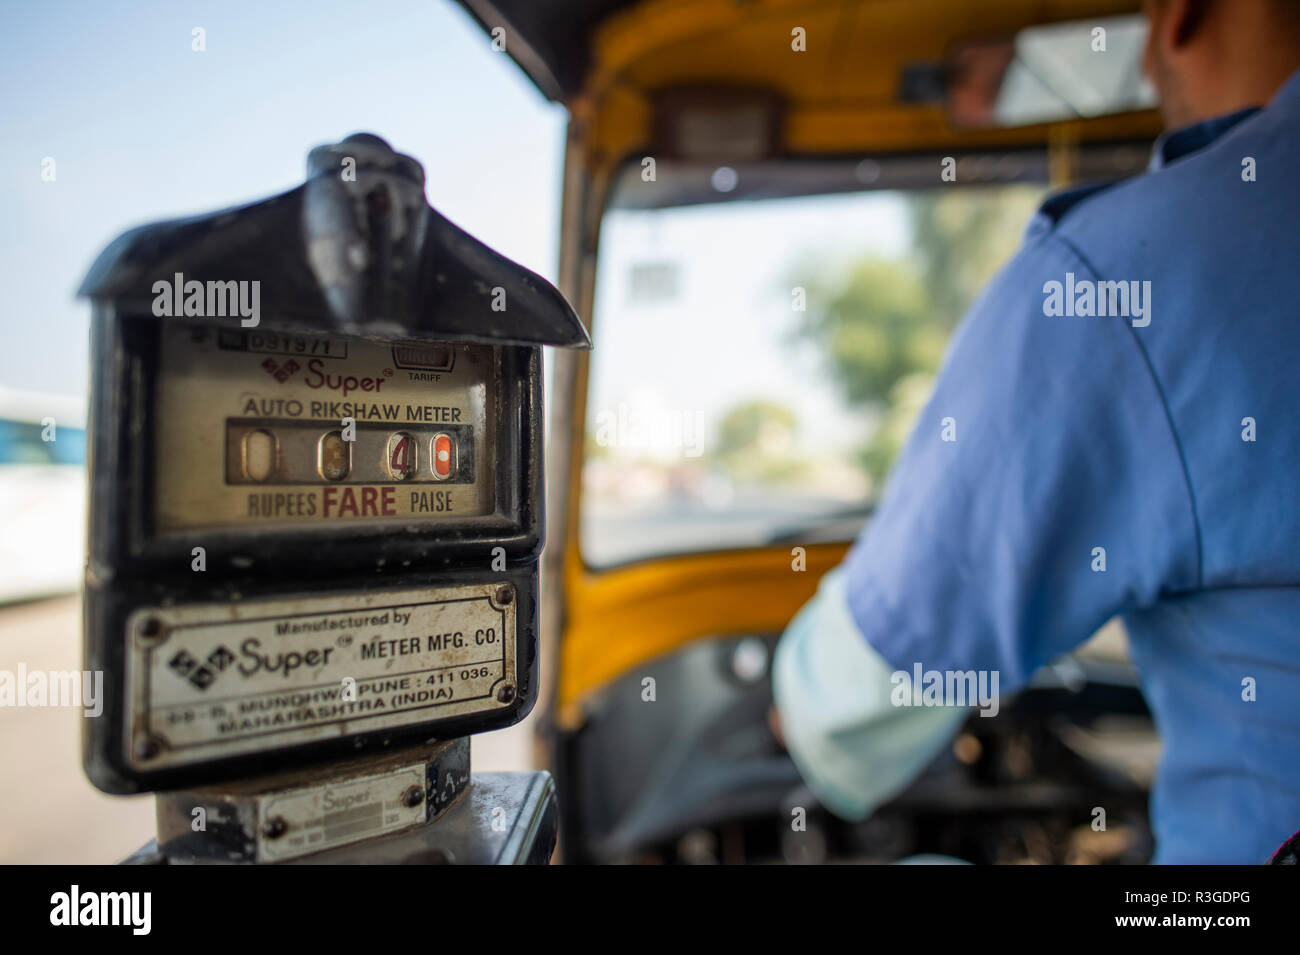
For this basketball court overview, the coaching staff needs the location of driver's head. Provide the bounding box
[1142,0,1300,128]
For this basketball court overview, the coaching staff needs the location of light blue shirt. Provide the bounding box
[776,68,1300,864]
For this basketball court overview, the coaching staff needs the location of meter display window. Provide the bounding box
[154,325,493,532]
[581,167,1049,566]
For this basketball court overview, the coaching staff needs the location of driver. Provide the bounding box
[772,0,1300,864]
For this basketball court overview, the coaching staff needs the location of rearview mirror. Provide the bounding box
[947,15,1157,129]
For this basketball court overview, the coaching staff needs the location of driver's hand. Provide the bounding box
[767,704,786,750]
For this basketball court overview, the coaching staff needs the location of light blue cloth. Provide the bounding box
[773,567,967,820]
[780,68,1300,864]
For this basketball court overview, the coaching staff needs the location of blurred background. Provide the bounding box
[0,0,566,864]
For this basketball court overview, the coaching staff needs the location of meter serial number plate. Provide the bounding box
[126,584,515,771]
[257,762,427,863]
[154,324,496,531]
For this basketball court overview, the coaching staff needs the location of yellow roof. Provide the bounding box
[458,0,1162,168]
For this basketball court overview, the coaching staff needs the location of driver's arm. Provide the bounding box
[773,565,968,819]
[773,223,1199,818]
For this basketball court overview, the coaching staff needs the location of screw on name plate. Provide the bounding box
[136,616,168,644]
[133,734,166,761]
[494,585,513,605]
[402,785,425,808]
[263,816,289,839]
[496,684,516,704]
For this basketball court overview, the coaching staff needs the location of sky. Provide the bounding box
[590,193,912,457]
[0,0,566,399]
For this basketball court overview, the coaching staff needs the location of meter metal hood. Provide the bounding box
[80,134,585,795]
[79,132,590,350]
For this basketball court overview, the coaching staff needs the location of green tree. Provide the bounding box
[797,187,1040,485]
[714,399,801,482]
[909,189,1041,327]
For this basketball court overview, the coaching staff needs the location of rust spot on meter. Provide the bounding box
[317,430,350,481]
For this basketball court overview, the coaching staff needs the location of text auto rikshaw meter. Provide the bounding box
[79,133,589,798]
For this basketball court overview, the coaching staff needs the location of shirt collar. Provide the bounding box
[1148,65,1300,171]
[1148,107,1260,171]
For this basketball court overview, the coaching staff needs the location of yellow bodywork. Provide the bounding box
[571,0,1159,172]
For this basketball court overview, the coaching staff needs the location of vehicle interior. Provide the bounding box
[454,0,1165,864]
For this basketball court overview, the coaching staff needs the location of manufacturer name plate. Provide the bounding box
[126,584,515,771]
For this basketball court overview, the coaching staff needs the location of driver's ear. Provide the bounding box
[1145,0,1209,58]
[1170,0,1216,48]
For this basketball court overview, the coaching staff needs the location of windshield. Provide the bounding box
[580,174,1048,567]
